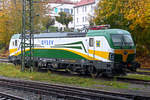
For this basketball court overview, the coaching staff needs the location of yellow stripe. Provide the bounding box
[10,48,98,60]
[114,49,135,62]
[9,48,18,55]
[88,50,109,60]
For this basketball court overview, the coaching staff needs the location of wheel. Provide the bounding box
[88,66,99,78]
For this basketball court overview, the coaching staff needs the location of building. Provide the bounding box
[74,0,98,29]
[46,0,75,29]
[0,1,2,11]
[0,0,12,10]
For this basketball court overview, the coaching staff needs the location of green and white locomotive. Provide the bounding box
[9,27,140,76]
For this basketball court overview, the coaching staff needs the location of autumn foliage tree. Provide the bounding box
[0,0,22,49]
[94,0,150,56]
[123,0,150,55]
[0,0,49,49]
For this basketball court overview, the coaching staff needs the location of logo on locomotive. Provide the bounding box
[96,41,100,47]
[41,40,54,46]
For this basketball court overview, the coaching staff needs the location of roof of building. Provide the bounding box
[75,0,95,7]
[46,0,75,4]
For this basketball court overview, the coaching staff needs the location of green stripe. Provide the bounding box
[24,49,86,60]
[60,41,83,45]
[64,46,82,49]
[53,45,82,50]
[58,41,87,53]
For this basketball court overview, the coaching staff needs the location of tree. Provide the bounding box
[55,12,73,28]
[0,0,22,48]
[94,0,150,56]
[123,0,150,55]
[42,16,55,32]
[33,1,50,32]
[0,0,50,49]
[94,0,128,29]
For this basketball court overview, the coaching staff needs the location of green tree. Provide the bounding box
[33,1,49,32]
[56,12,73,28]
[42,16,55,32]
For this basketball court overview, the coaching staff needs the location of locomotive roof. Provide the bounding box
[87,29,130,36]
[11,34,21,39]
[34,29,130,38]
[34,32,87,38]
[12,29,130,39]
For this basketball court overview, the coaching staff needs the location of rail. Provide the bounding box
[0,92,24,100]
[0,78,149,100]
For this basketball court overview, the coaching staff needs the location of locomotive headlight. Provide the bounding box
[109,53,115,61]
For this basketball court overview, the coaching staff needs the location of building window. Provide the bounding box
[71,9,73,14]
[60,8,63,12]
[82,6,84,12]
[91,5,93,11]
[54,8,58,13]
[82,17,84,22]
[77,18,78,23]
[85,6,86,12]
[64,8,69,13]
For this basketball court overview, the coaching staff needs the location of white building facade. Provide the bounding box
[46,0,75,29]
[0,0,2,10]
[74,0,98,29]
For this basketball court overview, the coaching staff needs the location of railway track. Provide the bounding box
[0,58,9,63]
[113,77,150,85]
[132,71,150,76]
[52,70,150,86]
[0,92,24,100]
[0,78,149,100]
[0,78,132,100]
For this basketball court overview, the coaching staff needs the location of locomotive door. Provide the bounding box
[89,38,95,59]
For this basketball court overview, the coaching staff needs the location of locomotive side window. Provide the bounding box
[89,38,94,47]
[15,40,17,46]
[12,41,14,46]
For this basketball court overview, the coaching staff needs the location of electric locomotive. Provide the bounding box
[8,26,140,76]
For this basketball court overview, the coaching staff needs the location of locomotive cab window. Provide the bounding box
[111,34,134,47]
[15,40,17,46]
[89,38,94,47]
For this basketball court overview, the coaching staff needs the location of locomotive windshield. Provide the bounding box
[111,34,134,47]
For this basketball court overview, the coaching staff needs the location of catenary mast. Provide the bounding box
[21,0,34,72]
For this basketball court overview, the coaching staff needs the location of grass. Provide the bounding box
[0,63,130,90]
[137,69,150,73]
[124,73,150,81]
